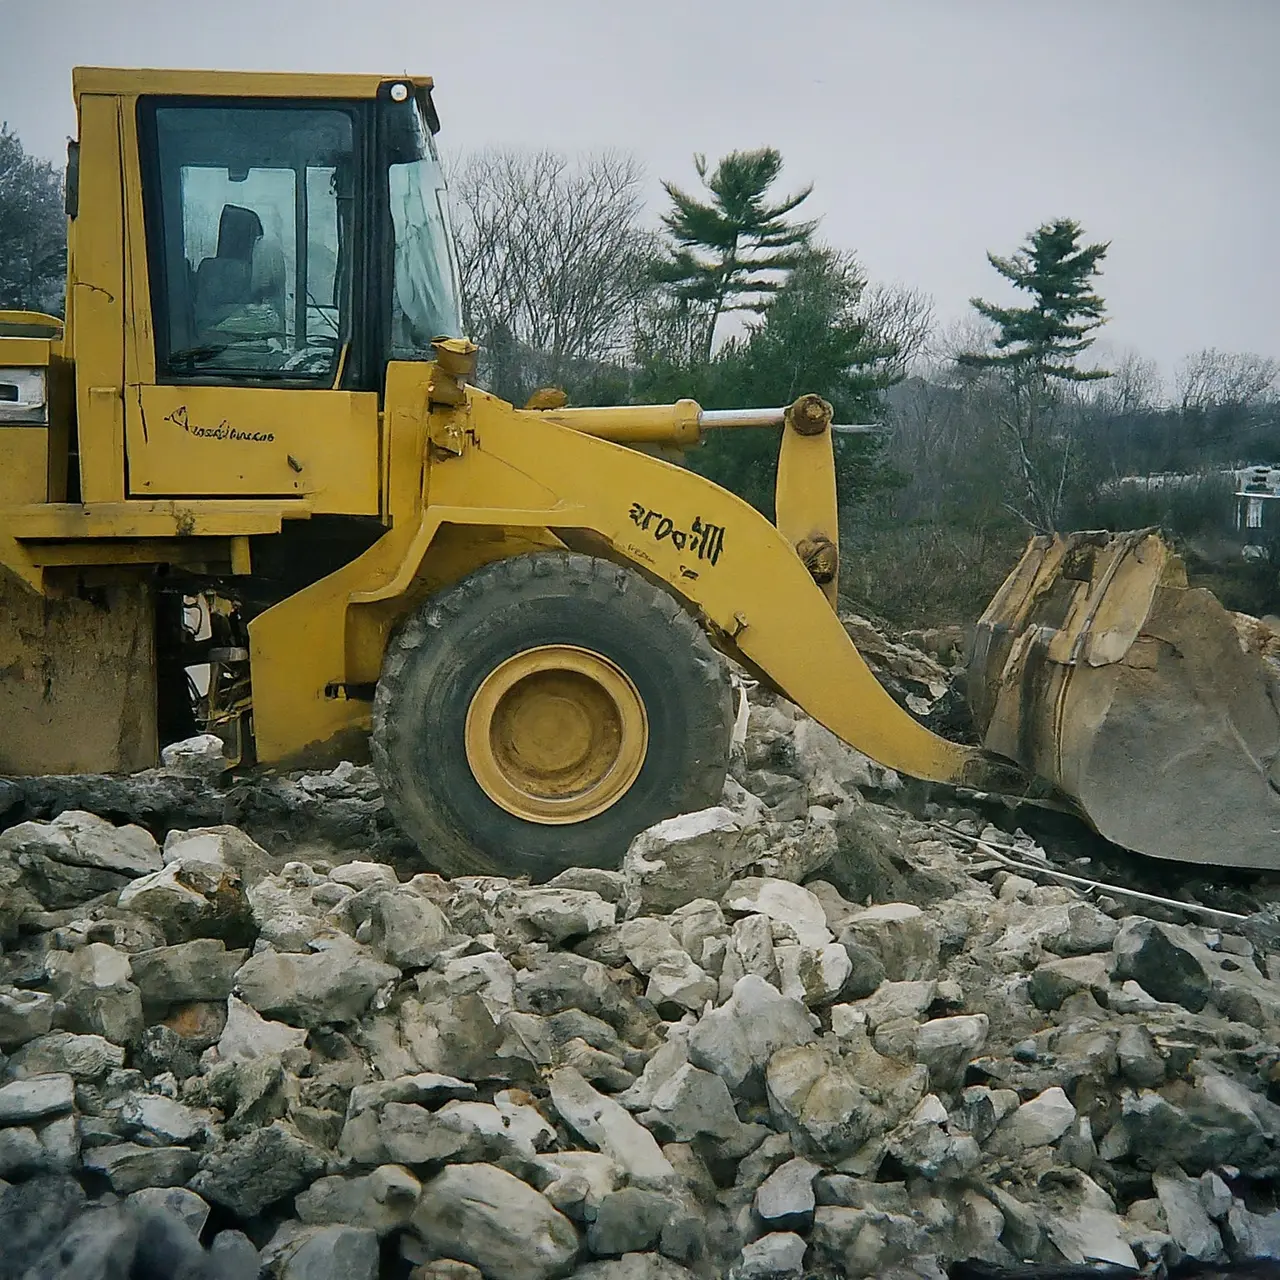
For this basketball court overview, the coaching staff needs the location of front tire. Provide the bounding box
[371,552,733,879]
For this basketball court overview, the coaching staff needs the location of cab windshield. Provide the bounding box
[386,97,463,357]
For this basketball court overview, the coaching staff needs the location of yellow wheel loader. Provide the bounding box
[1,68,1276,876]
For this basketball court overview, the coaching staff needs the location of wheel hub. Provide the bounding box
[464,644,649,824]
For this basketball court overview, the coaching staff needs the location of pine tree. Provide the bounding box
[961,219,1110,383]
[960,219,1111,531]
[651,148,817,362]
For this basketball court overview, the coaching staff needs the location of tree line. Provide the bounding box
[4,123,1276,624]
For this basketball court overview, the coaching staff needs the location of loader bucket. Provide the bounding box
[969,530,1280,871]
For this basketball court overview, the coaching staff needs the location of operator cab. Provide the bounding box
[55,70,465,513]
[139,80,463,391]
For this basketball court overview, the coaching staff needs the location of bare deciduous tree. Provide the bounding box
[855,282,935,382]
[449,148,651,400]
[1176,348,1279,411]
[1093,347,1164,417]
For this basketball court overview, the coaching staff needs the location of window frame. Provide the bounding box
[137,94,374,392]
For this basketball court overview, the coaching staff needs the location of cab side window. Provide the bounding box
[140,101,358,384]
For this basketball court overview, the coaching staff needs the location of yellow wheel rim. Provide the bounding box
[464,644,649,825]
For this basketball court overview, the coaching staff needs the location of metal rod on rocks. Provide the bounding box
[930,822,1248,928]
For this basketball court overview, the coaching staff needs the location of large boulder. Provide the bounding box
[687,976,816,1099]
[410,1163,579,1280]
[233,941,399,1028]
[622,808,748,914]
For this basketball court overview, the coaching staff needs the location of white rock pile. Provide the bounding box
[2,687,1280,1278]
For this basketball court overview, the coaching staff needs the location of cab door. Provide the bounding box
[124,96,380,515]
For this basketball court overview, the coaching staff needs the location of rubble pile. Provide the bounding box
[3,683,1280,1277]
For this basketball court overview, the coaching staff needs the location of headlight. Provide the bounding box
[0,367,48,426]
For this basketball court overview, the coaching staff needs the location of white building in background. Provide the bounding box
[1099,464,1280,560]
[1234,465,1280,559]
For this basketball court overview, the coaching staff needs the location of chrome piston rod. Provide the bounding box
[697,407,880,434]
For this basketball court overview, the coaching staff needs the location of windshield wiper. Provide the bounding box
[168,344,229,368]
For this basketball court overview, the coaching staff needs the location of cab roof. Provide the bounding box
[72,67,434,102]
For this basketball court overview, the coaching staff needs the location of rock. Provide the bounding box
[839,904,939,981]
[44,944,144,1045]
[774,942,852,1007]
[997,1086,1077,1149]
[722,879,831,948]
[211,1229,261,1275]
[0,987,56,1050]
[128,939,247,1013]
[9,1032,124,1081]
[246,868,331,951]
[296,1164,422,1234]
[765,1044,877,1160]
[346,1072,478,1118]
[1029,955,1112,1011]
[0,1126,44,1178]
[234,941,399,1027]
[1102,1073,1280,1176]
[639,1063,766,1158]
[587,1187,673,1256]
[546,866,628,903]
[950,1085,1019,1145]
[670,898,726,960]
[1117,1024,1165,1087]
[811,1203,924,1277]
[125,1185,211,1237]
[885,1100,981,1180]
[849,980,936,1031]
[1224,1205,1280,1259]
[644,953,717,1014]
[731,1232,807,1279]
[687,975,816,1098]
[82,1142,199,1193]
[1000,901,1119,959]
[1153,1166,1224,1260]
[622,807,747,914]
[1043,1174,1137,1268]
[368,888,451,969]
[329,860,398,891]
[571,1256,695,1280]
[550,1067,676,1188]
[751,821,839,884]
[161,733,228,779]
[501,887,616,944]
[116,858,232,942]
[411,1163,579,1280]
[913,1014,988,1090]
[277,1224,380,1280]
[164,825,273,884]
[836,941,885,1001]
[0,1112,79,1178]
[413,1264,485,1280]
[0,1073,75,1124]
[119,1093,212,1145]
[1112,919,1211,1012]
[987,1184,1042,1260]
[724,914,780,989]
[754,1157,819,1231]
[189,1122,327,1218]
[1200,1171,1233,1221]
[216,993,309,1062]
[535,1150,621,1219]
[1,809,159,882]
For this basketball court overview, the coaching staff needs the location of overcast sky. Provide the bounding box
[5,0,1277,381]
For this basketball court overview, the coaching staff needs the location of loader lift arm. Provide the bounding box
[343,369,1047,803]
